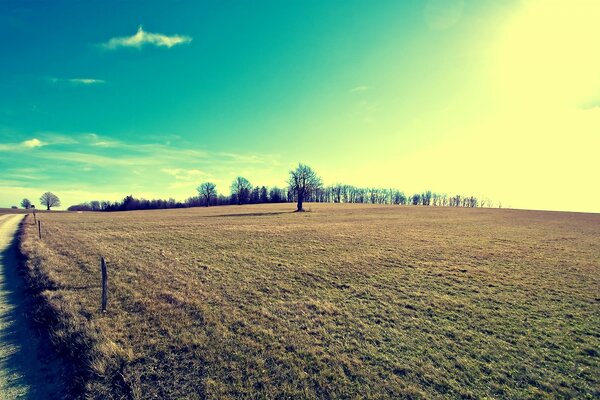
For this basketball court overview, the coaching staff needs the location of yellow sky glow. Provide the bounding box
[336,1,600,212]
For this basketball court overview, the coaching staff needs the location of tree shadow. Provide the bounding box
[0,217,67,399]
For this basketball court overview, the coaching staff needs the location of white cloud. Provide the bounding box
[102,26,192,49]
[22,138,45,148]
[0,138,47,151]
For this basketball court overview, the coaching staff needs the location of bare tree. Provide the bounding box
[197,182,217,206]
[21,198,32,209]
[40,192,60,210]
[288,163,322,211]
[230,177,252,205]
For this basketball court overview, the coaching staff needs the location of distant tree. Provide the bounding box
[185,196,201,207]
[450,194,461,207]
[269,187,284,203]
[217,194,229,205]
[333,184,342,203]
[441,194,448,207]
[11,206,18,209]
[250,186,260,204]
[90,200,101,211]
[197,182,217,207]
[230,177,252,205]
[368,188,377,204]
[468,196,478,208]
[411,193,421,206]
[259,186,269,203]
[68,203,92,211]
[422,191,432,206]
[40,192,61,210]
[392,190,406,205]
[121,195,136,211]
[288,163,322,211]
[21,198,32,209]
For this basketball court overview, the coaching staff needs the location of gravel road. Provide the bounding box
[0,214,65,399]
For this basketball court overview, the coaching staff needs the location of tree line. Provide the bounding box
[63,164,491,212]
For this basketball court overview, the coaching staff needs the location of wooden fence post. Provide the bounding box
[101,257,108,313]
[38,220,42,240]
[33,209,37,225]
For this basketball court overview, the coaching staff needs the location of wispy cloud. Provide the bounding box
[81,134,210,161]
[69,78,105,85]
[86,133,121,147]
[350,86,369,93]
[218,152,275,165]
[39,151,143,167]
[0,168,46,181]
[102,26,192,50]
[162,168,209,182]
[0,138,47,151]
[49,77,105,85]
[1,134,284,207]
[32,132,81,145]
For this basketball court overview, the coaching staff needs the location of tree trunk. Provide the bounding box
[297,193,303,211]
[46,205,50,210]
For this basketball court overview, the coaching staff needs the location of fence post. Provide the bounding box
[101,257,108,313]
[33,209,37,225]
[38,220,42,240]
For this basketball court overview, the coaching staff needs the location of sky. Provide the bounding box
[1,0,599,212]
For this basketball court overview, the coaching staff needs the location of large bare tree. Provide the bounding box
[288,163,322,211]
[40,192,61,210]
[197,182,217,206]
[230,177,252,205]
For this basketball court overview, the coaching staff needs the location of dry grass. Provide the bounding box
[0,208,29,215]
[19,203,600,398]
[0,208,56,216]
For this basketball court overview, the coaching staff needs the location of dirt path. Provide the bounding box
[0,215,65,399]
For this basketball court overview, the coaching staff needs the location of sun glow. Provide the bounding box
[475,0,600,211]
[493,1,600,110]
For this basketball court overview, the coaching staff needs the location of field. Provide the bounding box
[19,203,600,398]
[0,208,31,215]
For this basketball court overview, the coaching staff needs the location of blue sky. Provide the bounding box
[1,0,599,212]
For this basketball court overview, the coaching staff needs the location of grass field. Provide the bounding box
[0,208,30,215]
[19,203,600,398]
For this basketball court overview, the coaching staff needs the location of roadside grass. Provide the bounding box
[19,203,600,398]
